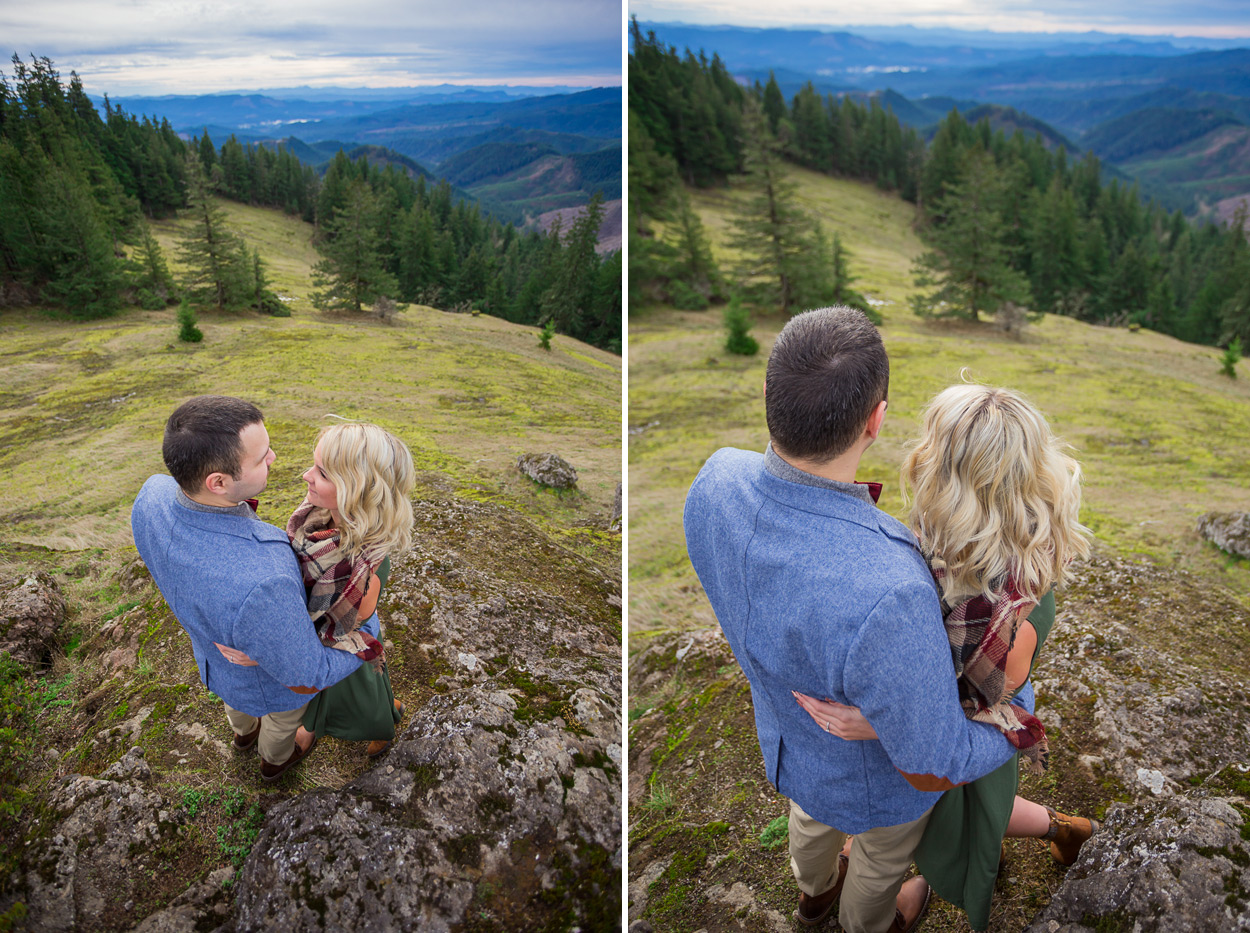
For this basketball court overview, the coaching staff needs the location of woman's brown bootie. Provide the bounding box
[1043,806,1100,865]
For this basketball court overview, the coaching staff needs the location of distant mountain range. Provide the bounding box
[105,86,622,230]
[636,20,1250,220]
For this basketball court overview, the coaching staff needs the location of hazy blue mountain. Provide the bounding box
[1005,87,1250,135]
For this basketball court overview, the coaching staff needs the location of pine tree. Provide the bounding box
[177,153,250,309]
[310,179,396,313]
[911,152,1033,322]
[725,99,822,315]
[724,294,759,355]
[1220,337,1242,378]
[176,297,202,342]
[542,193,605,340]
[664,190,722,309]
[131,225,176,309]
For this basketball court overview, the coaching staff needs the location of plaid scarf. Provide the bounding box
[932,564,1049,774]
[287,499,385,670]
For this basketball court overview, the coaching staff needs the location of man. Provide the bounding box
[131,395,370,781]
[683,307,1029,933]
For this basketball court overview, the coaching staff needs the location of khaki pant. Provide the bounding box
[224,702,309,765]
[789,799,932,933]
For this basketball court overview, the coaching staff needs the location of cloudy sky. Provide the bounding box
[630,0,1250,39]
[3,0,624,95]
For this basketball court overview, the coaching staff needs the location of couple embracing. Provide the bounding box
[131,396,413,781]
[684,307,1099,932]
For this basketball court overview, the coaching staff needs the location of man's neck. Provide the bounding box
[184,490,245,509]
[772,444,865,485]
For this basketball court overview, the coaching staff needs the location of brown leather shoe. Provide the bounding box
[260,733,317,782]
[1044,806,1100,866]
[232,719,262,752]
[366,740,392,759]
[393,698,405,720]
[888,878,931,933]
[797,853,849,925]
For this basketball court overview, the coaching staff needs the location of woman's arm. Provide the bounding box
[356,573,382,620]
[1004,613,1038,693]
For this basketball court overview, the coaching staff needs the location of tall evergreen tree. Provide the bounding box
[725,99,821,315]
[542,193,605,340]
[177,153,250,309]
[911,152,1032,322]
[311,180,396,313]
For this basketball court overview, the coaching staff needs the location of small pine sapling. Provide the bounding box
[1220,336,1242,378]
[724,295,759,356]
[538,319,556,351]
[177,298,203,343]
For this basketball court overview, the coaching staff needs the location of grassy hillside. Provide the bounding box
[2,200,622,553]
[629,163,1250,636]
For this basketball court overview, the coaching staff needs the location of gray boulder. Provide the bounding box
[235,690,619,932]
[15,750,182,933]
[1198,511,1250,559]
[612,481,623,530]
[0,570,66,667]
[516,453,578,489]
[1023,793,1250,933]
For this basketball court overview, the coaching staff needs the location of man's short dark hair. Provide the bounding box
[765,306,889,463]
[163,396,264,493]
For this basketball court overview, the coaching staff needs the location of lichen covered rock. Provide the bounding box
[1198,511,1250,560]
[0,571,66,667]
[236,689,619,932]
[516,452,579,489]
[15,748,182,933]
[1023,792,1250,933]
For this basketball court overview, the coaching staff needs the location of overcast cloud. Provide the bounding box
[2,0,624,94]
[630,0,1250,38]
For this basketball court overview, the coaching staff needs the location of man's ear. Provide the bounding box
[203,471,230,496]
[864,399,888,441]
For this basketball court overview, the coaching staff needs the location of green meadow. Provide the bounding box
[629,164,1250,635]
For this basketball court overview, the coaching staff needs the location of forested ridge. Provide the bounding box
[629,21,1250,351]
[0,56,621,353]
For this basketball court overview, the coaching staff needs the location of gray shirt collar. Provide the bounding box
[764,443,875,504]
[176,487,258,519]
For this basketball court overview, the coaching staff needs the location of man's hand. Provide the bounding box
[793,692,879,740]
[214,642,320,694]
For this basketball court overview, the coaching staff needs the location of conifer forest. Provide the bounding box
[629,21,1250,352]
[0,56,621,353]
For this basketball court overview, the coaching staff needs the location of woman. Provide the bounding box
[290,421,415,760]
[796,382,1097,932]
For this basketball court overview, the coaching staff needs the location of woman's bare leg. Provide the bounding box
[1004,796,1050,837]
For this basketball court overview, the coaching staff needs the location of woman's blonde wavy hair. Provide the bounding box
[901,379,1091,603]
[316,422,415,562]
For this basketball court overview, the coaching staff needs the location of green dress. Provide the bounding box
[301,557,402,741]
[913,589,1056,932]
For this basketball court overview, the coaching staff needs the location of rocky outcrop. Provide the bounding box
[15,748,181,933]
[0,571,66,667]
[1198,511,1250,559]
[1023,792,1250,933]
[516,453,579,490]
[237,688,619,932]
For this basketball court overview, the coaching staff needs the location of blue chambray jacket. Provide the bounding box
[131,474,371,717]
[684,448,1028,833]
